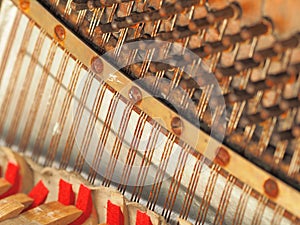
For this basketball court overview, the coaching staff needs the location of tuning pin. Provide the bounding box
[159,3,176,18]
[222,33,244,47]
[113,17,132,30]
[204,41,228,54]
[71,0,88,11]
[265,72,290,87]
[240,21,270,40]
[234,58,260,72]
[71,0,103,10]
[184,46,208,61]
[279,97,300,110]
[228,89,254,103]
[156,31,173,41]
[97,23,117,33]
[215,65,239,80]
[260,105,283,120]
[272,130,294,142]
[172,26,198,39]
[144,10,162,21]
[188,18,210,32]
[242,113,265,125]
[287,63,300,75]
[207,3,241,23]
[155,26,197,41]
[174,0,199,11]
[179,78,199,90]
[123,10,161,26]
[253,48,277,62]
[149,62,172,72]
[246,80,268,94]
[99,0,132,7]
[158,0,198,19]
[274,33,300,53]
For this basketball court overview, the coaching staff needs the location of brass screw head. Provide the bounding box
[91,57,104,74]
[264,178,279,198]
[20,0,30,10]
[54,25,66,41]
[214,147,230,167]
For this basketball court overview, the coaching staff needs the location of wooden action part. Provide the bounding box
[0,179,11,196]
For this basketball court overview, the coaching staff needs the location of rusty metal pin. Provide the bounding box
[279,97,300,110]
[246,80,268,94]
[207,3,240,23]
[188,18,210,32]
[253,48,277,62]
[263,178,279,198]
[228,89,254,103]
[265,72,290,87]
[272,130,294,142]
[274,34,300,53]
[128,86,142,104]
[222,33,244,47]
[260,105,283,120]
[234,58,259,72]
[215,65,239,80]
[288,63,300,75]
[54,25,66,41]
[99,0,132,7]
[241,22,270,40]
[71,1,86,11]
[171,117,183,136]
[204,41,228,54]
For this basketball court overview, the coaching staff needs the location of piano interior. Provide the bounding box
[0,0,299,224]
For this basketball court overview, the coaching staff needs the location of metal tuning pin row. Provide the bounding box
[71,0,133,11]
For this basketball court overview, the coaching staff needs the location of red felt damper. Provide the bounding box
[27,180,49,209]
[107,200,124,225]
[0,162,20,198]
[69,184,93,225]
[136,211,153,225]
[58,179,75,206]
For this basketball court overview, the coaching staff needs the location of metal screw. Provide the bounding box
[20,0,30,10]
[54,25,66,41]
[214,147,230,167]
[171,117,183,136]
[128,86,142,104]
[91,57,104,74]
[264,178,279,198]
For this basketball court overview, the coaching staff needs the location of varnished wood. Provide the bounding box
[0,199,24,222]
[1,201,82,225]
[22,201,82,225]
[0,178,11,195]
[4,193,33,209]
